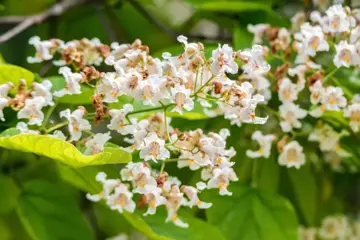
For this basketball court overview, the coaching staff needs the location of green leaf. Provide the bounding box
[0,128,20,137]
[0,219,11,240]
[205,183,298,240]
[16,180,94,240]
[257,154,280,194]
[0,133,131,168]
[93,203,132,237]
[194,1,272,13]
[233,26,253,50]
[287,166,317,226]
[139,208,226,240]
[47,76,93,104]
[0,175,20,215]
[0,64,34,93]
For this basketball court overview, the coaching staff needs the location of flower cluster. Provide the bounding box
[243,3,360,172]
[299,214,360,240]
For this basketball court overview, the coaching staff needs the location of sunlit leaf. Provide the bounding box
[0,133,131,168]
[193,1,272,13]
[0,65,34,93]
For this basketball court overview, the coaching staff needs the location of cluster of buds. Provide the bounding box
[27,36,110,69]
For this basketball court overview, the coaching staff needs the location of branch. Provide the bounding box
[0,0,86,44]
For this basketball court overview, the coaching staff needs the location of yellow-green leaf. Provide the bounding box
[194,1,272,13]
[0,134,131,168]
[0,65,34,93]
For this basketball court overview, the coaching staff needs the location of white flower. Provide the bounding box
[17,97,46,126]
[321,86,347,111]
[48,130,66,140]
[139,76,166,106]
[207,167,238,196]
[60,108,91,141]
[107,184,136,214]
[288,65,307,90]
[0,98,9,121]
[0,82,14,98]
[170,84,194,114]
[350,26,360,44]
[143,186,167,216]
[334,41,360,68]
[278,78,301,103]
[279,102,307,132]
[344,102,360,132]
[309,125,342,152]
[53,67,83,97]
[298,226,317,240]
[278,141,306,169]
[31,80,54,106]
[239,45,270,74]
[164,184,188,228]
[181,185,212,209]
[96,73,123,103]
[86,172,121,202]
[246,131,276,158]
[177,151,211,170]
[247,24,269,44]
[107,104,134,135]
[27,36,57,63]
[294,23,329,57]
[84,132,111,155]
[243,72,271,101]
[309,80,325,105]
[16,122,39,134]
[324,5,353,33]
[210,44,238,75]
[139,133,170,162]
[177,35,202,58]
[318,216,348,239]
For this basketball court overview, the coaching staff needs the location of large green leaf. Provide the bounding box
[16,180,94,240]
[0,175,20,215]
[0,219,11,240]
[257,154,280,194]
[287,166,317,226]
[205,183,298,240]
[0,64,34,93]
[0,133,131,167]
[194,1,272,13]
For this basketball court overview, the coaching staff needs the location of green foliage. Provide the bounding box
[0,175,20,215]
[287,166,318,226]
[205,183,298,240]
[16,180,94,240]
[0,132,132,167]
[193,1,272,13]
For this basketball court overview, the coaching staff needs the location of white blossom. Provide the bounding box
[344,102,360,132]
[239,45,270,74]
[207,167,238,196]
[59,108,91,141]
[294,23,329,57]
[334,41,360,68]
[181,185,212,209]
[278,78,302,103]
[0,98,9,121]
[210,44,238,75]
[139,133,170,162]
[278,141,306,169]
[17,97,46,126]
[16,122,39,134]
[247,24,269,44]
[279,102,307,132]
[27,36,58,63]
[246,131,276,158]
[107,184,136,214]
[309,125,342,152]
[170,84,194,114]
[31,80,54,106]
[84,132,111,155]
[107,104,134,134]
[48,130,66,140]
[54,67,83,97]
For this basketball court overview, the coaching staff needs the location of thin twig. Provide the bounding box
[0,0,87,44]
